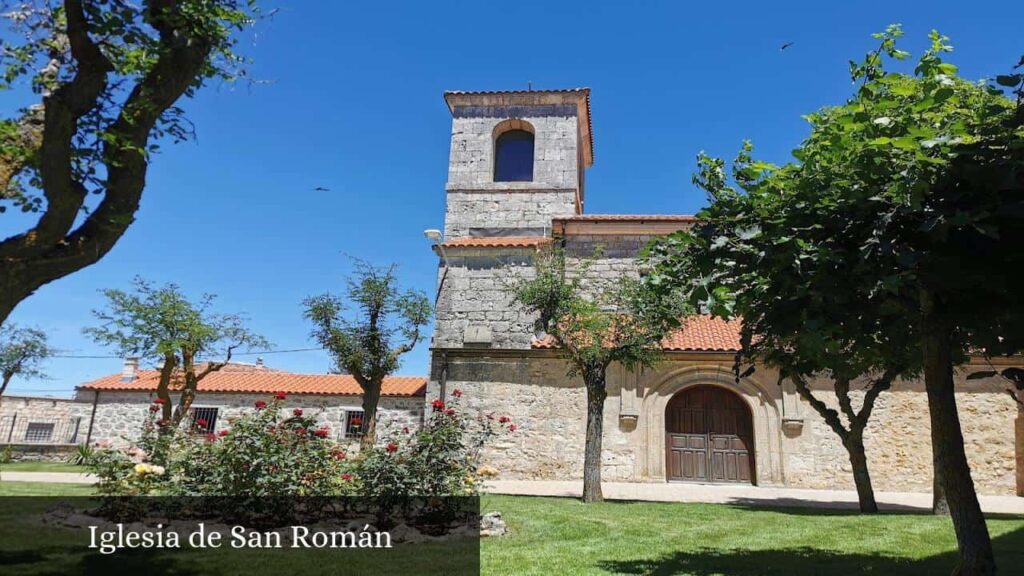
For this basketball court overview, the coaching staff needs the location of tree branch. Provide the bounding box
[790,373,850,442]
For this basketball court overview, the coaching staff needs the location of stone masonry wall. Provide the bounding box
[426,354,1020,495]
[784,373,1018,495]
[78,391,422,449]
[0,395,93,445]
[446,114,580,193]
[444,190,577,238]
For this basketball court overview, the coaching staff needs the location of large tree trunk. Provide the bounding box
[360,383,382,451]
[934,464,950,515]
[922,307,995,575]
[582,365,607,504]
[845,431,878,514]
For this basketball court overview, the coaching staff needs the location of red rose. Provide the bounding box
[498,416,510,423]
[402,427,410,434]
[507,424,517,432]
[332,449,347,461]
[204,433,216,442]
[340,473,353,481]
[148,405,159,413]
[452,388,463,398]
[386,442,398,453]
[292,408,303,417]
[254,400,267,409]
[314,427,330,438]
[217,429,229,437]
[431,399,445,411]
[195,418,208,428]
[295,427,307,437]
[153,398,166,405]
[274,391,287,400]
[445,409,455,417]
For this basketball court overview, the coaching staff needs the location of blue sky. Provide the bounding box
[2,0,1021,395]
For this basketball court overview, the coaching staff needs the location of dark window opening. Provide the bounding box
[345,410,365,438]
[24,422,54,443]
[494,129,534,182]
[191,407,219,433]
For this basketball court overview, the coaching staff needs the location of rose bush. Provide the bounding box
[359,390,514,502]
[88,389,510,498]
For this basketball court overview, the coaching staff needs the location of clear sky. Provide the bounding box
[2,0,1021,396]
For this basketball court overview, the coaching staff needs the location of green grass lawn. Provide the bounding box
[1,482,1021,575]
[479,494,1024,575]
[0,461,87,473]
[0,481,95,496]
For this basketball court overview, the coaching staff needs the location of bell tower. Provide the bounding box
[441,88,593,240]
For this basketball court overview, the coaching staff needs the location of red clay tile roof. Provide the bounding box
[532,315,741,352]
[77,366,426,397]
[440,236,552,249]
[553,214,698,222]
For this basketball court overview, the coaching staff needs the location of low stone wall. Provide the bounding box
[78,390,423,448]
[0,443,77,462]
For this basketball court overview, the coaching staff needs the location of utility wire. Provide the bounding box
[50,347,326,359]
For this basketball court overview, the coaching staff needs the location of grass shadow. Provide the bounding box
[596,524,1024,575]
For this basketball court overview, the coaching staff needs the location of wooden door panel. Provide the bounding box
[667,385,755,484]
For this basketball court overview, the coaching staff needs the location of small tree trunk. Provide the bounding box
[360,383,383,451]
[845,430,878,514]
[157,354,176,423]
[922,305,995,575]
[582,365,607,504]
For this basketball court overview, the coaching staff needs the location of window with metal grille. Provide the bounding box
[345,410,365,438]
[24,422,54,443]
[191,407,219,433]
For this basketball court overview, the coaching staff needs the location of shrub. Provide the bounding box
[359,390,513,501]
[166,395,355,497]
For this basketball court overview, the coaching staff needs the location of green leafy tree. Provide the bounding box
[646,26,1023,574]
[514,248,681,503]
[304,261,431,450]
[0,324,52,407]
[85,277,267,425]
[0,0,259,325]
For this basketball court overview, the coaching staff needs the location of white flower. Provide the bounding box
[872,117,893,127]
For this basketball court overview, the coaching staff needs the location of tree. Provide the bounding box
[514,248,680,503]
[0,0,259,325]
[85,277,267,426]
[645,141,913,513]
[0,324,52,408]
[304,261,431,450]
[646,26,1023,574]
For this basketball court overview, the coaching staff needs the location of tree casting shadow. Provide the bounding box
[596,525,1024,575]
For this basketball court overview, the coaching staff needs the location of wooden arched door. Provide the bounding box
[665,385,754,484]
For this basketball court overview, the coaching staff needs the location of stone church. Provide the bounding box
[425,88,1023,496]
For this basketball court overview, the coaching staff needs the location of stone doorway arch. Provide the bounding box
[665,385,755,484]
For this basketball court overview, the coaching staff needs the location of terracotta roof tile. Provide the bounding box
[532,315,741,352]
[440,236,552,249]
[78,368,426,397]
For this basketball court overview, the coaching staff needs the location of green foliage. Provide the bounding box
[84,276,266,364]
[359,392,512,504]
[304,261,431,381]
[0,323,51,387]
[66,443,95,466]
[0,0,260,206]
[644,25,1024,379]
[89,394,355,497]
[514,248,683,377]
[304,260,430,443]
